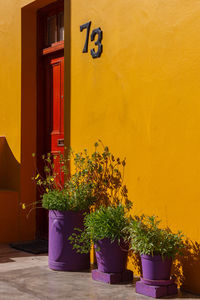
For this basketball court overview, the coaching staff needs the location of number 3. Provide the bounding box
[91,28,103,59]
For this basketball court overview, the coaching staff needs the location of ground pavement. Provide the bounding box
[0,244,199,300]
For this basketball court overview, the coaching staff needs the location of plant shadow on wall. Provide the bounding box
[128,251,142,279]
[173,239,200,293]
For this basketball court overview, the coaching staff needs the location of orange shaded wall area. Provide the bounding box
[0,137,20,191]
[70,0,200,294]
[0,191,19,243]
[0,137,20,242]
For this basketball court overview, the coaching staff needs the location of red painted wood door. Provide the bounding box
[45,54,64,156]
[48,55,64,188]
[37,52,64,239]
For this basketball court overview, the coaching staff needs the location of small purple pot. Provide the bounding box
[141,254,172,280]
[48,210,90,271]
[95,238,128,273]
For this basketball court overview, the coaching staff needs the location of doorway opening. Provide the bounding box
[37,0,64,239]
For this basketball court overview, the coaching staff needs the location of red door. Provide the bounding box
[46,54,64,187]
[37,52,64,239]
[51,55,64,187]
[45,55,64,154]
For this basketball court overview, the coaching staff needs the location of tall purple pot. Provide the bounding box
[95,238,128,273]
[141,254,172,280]
[48,210,90,271]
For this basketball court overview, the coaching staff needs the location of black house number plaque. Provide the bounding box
[80,21,103,58]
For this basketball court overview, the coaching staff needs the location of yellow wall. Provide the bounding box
[0,0,27,161]
[70,0,200,294]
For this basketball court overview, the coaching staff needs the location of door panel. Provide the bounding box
[49,56,64,188]
[45,54,64,155]
[50,56,64,155]
[37,52,64,239]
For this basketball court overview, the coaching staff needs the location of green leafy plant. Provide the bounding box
[129,215,184,258]
[31,152,96,211]
[41,182,95,211]
[22,141,132,212]
[69,205,130,254]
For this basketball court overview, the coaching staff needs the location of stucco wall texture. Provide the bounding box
[0,0,200,294]
[71,0,200,294]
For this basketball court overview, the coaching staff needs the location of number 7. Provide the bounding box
[80,21,91,53]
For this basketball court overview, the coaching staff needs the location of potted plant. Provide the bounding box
[68,141,133,276]
[31,152,96,271]
[69,205,130,273]
[129,215,184,282]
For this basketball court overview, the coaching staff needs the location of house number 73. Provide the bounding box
[80,21,103,59]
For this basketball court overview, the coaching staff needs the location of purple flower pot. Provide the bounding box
[95,238,128,273]
[48,210,90,271]
[141,254,172,280]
